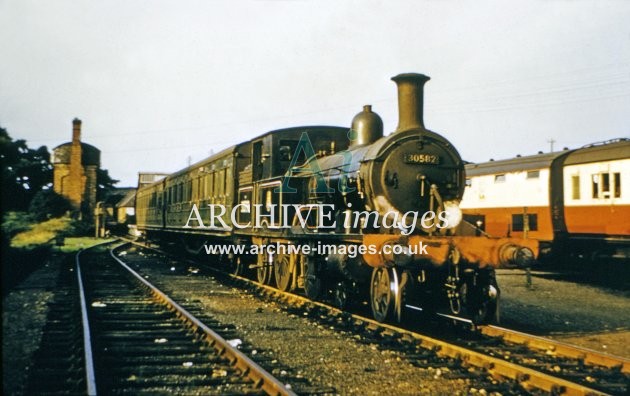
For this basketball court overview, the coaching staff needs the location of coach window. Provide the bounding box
[512,214,538,232]
[592,173,615,199]
[601,173,610,198]
[494,174,506,183]
[222,168,229,196]
[526,170,540,179]
[260,184,281,226]
[238,188,252,225]
[210,171,215,200]
[465,178,472,187]
[614,173,621,198]
[571,175,580,200]
[253,141,263,180]
[207,173,212,198]
[218,169,226,200]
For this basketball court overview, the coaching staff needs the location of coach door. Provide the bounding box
[253,140,263,181]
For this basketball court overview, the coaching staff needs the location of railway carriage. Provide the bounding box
[461,139,630,260]
[136,73,539,324]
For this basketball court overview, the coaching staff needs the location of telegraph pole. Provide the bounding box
[547,138,556,153]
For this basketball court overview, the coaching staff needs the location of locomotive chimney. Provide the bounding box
[391,73,430,132]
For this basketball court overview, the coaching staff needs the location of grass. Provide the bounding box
[8,216,114,252]
[2,215,116,294]
[58,237,115,253]
[10,216,73,249]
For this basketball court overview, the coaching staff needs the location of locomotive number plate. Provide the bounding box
[403,153,440,164]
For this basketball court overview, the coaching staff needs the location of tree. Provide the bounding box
[28,190,73,221]
[1,126,119,220]
[97,168,119,201]
[0,127,53,212]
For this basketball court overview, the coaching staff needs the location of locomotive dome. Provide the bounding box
[349,105,383,147]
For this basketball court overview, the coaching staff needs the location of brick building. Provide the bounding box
[51,118,100,218]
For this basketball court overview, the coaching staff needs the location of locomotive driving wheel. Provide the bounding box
[370,267,398,322]
[395,270,410,323]
[303,255,322,300]
[457,279,499,325]
[332,281,350,309]
[257,253,273,285]
[274,252,292,291]
[231,256,244,276]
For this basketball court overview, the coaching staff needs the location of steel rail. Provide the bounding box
[76,249,98,396]
[76,240,118,396]
[109,246,295,396]
[480,325,630,374]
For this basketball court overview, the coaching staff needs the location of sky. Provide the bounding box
[1,0,628,187]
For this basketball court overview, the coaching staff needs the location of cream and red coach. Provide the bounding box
[461,138,629,260]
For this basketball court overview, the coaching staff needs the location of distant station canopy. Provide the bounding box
[51,118,101,217]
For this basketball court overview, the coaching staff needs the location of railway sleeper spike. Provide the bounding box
[549,384,566,395]
[478,361,494,372]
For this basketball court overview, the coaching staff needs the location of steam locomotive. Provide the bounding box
[136,73,538,324]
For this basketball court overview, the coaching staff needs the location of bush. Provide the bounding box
[29,190,73,221]
[68,219,94,236]
[1,211,34,238]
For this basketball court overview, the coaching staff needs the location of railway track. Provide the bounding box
[25,251,90,395]
[235,276,629,395]
[40,242,295,395]
[478,325,630,375]
[125,239,629,395]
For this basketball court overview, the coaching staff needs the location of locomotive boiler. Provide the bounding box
[135,73,539,325]
[310,74,464,235]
